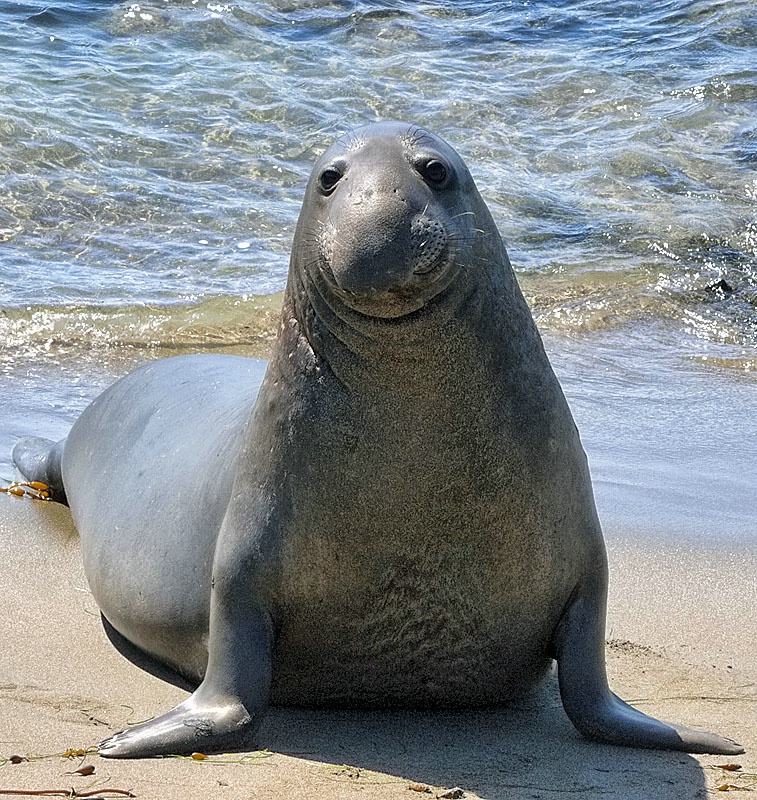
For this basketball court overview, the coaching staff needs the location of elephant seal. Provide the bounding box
[13,121,742,758]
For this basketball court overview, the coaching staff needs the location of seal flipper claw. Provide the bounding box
[12,436,67,504]
[554,583,744,755]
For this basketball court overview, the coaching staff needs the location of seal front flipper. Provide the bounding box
[553,579,744,755]
[12,436,67,504]
[98,608,272,759]
[97,690,260,759]
[97,497,274,759]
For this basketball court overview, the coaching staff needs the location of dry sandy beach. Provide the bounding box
[1,492,755,800]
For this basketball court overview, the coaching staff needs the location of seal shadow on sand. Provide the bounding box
[263,709,707,798]
[103,620,706,799]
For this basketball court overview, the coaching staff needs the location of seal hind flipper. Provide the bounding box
[12,436,67,505]
[553,580,744,755]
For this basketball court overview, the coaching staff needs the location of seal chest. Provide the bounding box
[260,316,578,707]
[270,546,555,708]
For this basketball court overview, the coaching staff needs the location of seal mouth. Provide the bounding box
[315,250,458,320]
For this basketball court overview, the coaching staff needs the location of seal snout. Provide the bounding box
[320,189,449,297]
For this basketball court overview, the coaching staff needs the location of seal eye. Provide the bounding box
[319,167,342,194]
[421,159,448,187]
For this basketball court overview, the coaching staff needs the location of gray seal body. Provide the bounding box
[13,122,742,758]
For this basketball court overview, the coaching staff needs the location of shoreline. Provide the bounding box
[1,493,754,799]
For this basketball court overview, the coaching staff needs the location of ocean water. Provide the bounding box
[1,0,755,541]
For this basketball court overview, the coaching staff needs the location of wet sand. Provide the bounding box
[0,491,754,799]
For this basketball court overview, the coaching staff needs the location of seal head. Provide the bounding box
[297,122,483,318]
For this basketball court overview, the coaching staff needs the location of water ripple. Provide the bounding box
[0,0,755,368]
